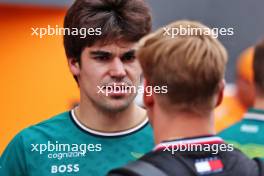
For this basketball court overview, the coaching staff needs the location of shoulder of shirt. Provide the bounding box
[18,111,70,135]
[218,120,244,135]
[32,111,70,126]
[138,149,260,175]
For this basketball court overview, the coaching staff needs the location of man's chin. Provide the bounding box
[104,91,129,98]
[101,96,135,112]
[99,103,129,113]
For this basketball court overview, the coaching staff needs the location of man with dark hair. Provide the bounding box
[108,20,264,176]
[219,39,264,159]
[0,0,153,175]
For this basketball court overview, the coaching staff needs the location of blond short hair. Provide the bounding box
[137,20,228,112]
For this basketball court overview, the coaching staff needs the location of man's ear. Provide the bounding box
[143,79,154,108]
[68,58,80,76]
[215,79,225,107]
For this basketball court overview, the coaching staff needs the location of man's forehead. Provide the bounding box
[88,41,136,53]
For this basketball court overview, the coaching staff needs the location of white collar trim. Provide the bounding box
[244,112,264,121]
[71,109,149,137]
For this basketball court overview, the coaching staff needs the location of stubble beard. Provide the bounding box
[89,92,137,115]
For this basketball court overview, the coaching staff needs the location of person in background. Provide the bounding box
[214,47,255,132]
[108,20,264,176]
[219,39,264,159]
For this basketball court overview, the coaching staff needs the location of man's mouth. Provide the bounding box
[103,83,131,96]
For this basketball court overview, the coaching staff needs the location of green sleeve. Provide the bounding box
[1,133,28,176]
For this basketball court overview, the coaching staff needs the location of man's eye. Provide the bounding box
[94,56,110,61]
[121,54,135,62]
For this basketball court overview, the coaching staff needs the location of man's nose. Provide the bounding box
[109,57,126,78]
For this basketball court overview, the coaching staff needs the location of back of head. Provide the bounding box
[236,47,254,83]
[235,47,255,108]
[253,39,264,97]
[137,20,228,113]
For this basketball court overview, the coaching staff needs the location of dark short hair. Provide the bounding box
[253,39,264,96]
[63,0,152,61]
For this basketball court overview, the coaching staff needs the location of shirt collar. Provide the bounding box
[244,108,264,121]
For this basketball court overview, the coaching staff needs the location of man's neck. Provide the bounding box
[253,97,264,110]
[75,100,146,133]
[153,110,215,144]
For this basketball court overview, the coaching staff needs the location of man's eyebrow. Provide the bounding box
[89,49,135,57]
[90,51,112,56]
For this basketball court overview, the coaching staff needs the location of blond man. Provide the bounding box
[108,20,264,176]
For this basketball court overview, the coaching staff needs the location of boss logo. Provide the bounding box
[51,164,79,173]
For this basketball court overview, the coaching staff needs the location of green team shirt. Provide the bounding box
[0,110,154,176]
[219,108,264,159]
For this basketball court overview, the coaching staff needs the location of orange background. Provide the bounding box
[0,5,79,154]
